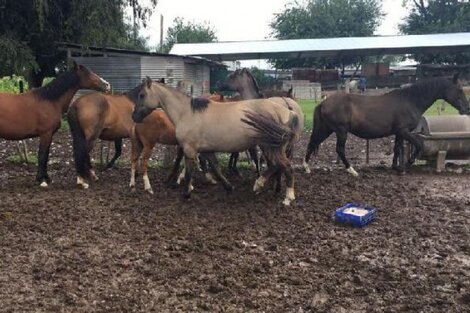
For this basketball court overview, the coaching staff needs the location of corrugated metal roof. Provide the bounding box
[170,32,470,61]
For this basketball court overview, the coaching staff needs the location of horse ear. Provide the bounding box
[453,73,461,85]
[71,60,78,71]
[146,76,153,88]
[159,78,165,84]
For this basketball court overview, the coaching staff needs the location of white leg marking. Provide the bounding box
[143,174,153,194]
[205,172,217,185]
[347,166,359,177]
[177,167,185,185]
[282,187,296,206]
[303,161,311,174]
[39,181,48,188]
[76,176,89,189]
[253,176,267,193]
[190,184,194,191]
[90,170,99,181]
[129,168,136,188]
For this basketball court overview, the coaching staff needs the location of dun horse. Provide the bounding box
[0,62,110,186]
[132,78,302,206]
[303,75,470,175]
[219,68,303,186]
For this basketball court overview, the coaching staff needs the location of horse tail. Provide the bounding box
[305,103,330,163]
[241,110,298,164]
[67,105,90,179]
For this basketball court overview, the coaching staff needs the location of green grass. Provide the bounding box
[298,98,463,130]
[7,153,38,165]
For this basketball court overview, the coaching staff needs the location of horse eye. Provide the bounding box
[139,94,145,99]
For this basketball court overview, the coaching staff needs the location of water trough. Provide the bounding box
[413,115,470,171]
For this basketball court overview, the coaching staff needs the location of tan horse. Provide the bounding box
[0,61,110,186]
[132,78,303,206]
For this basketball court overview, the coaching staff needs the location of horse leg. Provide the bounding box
[398,130,423,169]
[129,137,143,190]
[303,127,333,174]
[36,132,53,187]
[392,135,404,171]
[282,161,295,206]
[166,146,184,186]
[104,139,122,170]
[141,145,154,194]
[199,155,217,185]
[183,156,196,198]
[201,153,233,192]
[248,146,260,177]
[228,152,241,176]
[86,139,99,182]
[335,130,358,177]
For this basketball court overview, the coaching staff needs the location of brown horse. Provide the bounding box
[132,78,302,206]
[303,75,470,175]
[67,83,144,189]
[0,61,110,186]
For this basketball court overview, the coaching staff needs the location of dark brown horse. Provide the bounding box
[303,75,470,175]
[0,62,110,186]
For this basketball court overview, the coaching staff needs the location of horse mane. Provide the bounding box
[387,77,451,101]
[191,97,210,112]
[240,68,263,98]
[33,71,80,100]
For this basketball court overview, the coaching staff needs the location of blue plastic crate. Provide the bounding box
[335,203,377,227]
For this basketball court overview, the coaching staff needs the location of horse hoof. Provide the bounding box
[145,188,154,195]
[346,167,359,177]
[253,176,266,192]
[205,173,218,185]
[282,198,292,206]
[302,161,311,174]
[39,181,48,188]
[225,185,234,193]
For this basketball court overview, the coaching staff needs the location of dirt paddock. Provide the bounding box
[0,131,469,312]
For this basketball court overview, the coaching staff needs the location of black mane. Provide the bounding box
[241,69,263,98]
[388,77,451,103]
[191,97,210,112]
[33,71,80,100]
[125,83,143,104]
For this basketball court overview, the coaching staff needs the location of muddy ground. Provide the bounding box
[0,130,469,312]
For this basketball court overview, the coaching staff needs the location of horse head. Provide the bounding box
[73,61,111,92]
[130,77,160,123]
[444,74,470,115]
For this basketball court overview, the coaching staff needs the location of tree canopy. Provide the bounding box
[0,0,157,87]
[162,17,217,54]
[400,0,470,64]
[269,0,384,69]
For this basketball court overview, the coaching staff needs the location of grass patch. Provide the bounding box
[59,118,69,132]
[7,153,38,165]
[298,96,466,130]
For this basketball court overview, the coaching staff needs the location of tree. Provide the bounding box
[0,0,157,87]
[162,17,217,53]
[269,0,384,69]
[399,0,470,64]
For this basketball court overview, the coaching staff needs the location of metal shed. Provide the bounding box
[60,43,223,96]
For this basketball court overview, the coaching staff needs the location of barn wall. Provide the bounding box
[140,56,185,89]
[74,57,141,92]
[74,56,211,97]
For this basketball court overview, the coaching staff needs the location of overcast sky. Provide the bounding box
[140,0,409,67]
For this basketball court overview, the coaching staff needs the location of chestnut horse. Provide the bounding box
[0,61,110,186]
[303,75,470,175]
[132,78,303,206]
